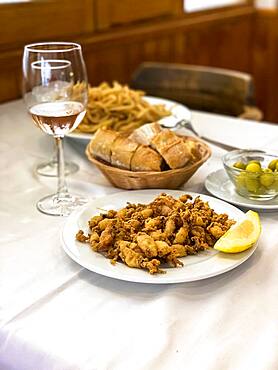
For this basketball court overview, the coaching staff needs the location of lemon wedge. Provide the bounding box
[214,210,261,253]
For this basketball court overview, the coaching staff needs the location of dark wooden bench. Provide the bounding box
[131,62,263,120]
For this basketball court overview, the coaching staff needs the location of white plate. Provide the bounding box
[61,189,258,284]
[205,169,278,211]
[66,96,192,142]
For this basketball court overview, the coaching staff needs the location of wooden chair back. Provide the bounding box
[130,62,258,117]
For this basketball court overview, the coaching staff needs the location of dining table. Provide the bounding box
[1,98,278,370]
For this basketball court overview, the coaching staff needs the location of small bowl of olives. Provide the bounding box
[223,149,278,200]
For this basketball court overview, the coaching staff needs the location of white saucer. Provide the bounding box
[205,169,278,211]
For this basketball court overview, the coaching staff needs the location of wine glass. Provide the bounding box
[36,149,79,177]
[22,42,88,216]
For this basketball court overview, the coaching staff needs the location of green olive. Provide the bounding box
[233,161,246,170]
[268,159,278,171]
[246,162,261,173]
[236,172,246,187]
[233,158,278,196]
[260,173,274,187]
[245,177,260,192]
[270,179,278,191]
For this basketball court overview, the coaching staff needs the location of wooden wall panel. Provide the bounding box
[81,6,254,87]
[0,49,22,103]
[183,19,253,72]
[253,10,278,122]
[0,0,95,48]
[1,3,267,120]
[0,5,255,104]
[94,0,183,30]
[0,70,20,103]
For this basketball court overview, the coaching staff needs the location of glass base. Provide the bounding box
[37,193,88,216]
[36,160,79,177]
[236,189,277,201]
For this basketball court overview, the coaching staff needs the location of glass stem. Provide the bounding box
[55,137,68,198]
[52,142,58,165]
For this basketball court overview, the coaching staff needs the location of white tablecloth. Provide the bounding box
[1,100,278,370]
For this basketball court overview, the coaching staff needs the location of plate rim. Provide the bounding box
[61,189,258,284]
[205,169,278,210]
[66,96,191,141]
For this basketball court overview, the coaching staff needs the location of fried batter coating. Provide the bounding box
[155,240,171,257]
[164,217,176,237]
[171,244,187,257]
[149,230,164,241]
[76,193,235,274]
[119,242,144,268]
[141,259,162,274]
[136,233,157,257]
[99,222,115,250]
[173,226,189,244]
[88,215,103,229]
[76,230,89,243]
[144,217,161,231]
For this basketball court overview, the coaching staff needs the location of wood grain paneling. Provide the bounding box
[4,2,275,121]
[94,0,183,30]
[253,9,278,122]
[0,0,95,48]
[0,69,21,103]
[81,6,255,86]
[0,4,255,105]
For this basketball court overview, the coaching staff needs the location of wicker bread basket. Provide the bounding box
[86,136,211,190]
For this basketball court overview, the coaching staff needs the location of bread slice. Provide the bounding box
[128,122,162,145]
[151,130,192,169]
[111,135,139,170]
[183,138,202,162]
[88,128,119,163]
[150,129,177,149]
[131,145,163,172]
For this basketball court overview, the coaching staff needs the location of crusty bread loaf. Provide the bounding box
[88,128,119,163]
[88,124,199,173]
[111,135,139,170]
[183,138,202,162]
[151,130,192,169]
[128,122,162,145]
[131,145,163,172]
[151,129,177,148]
